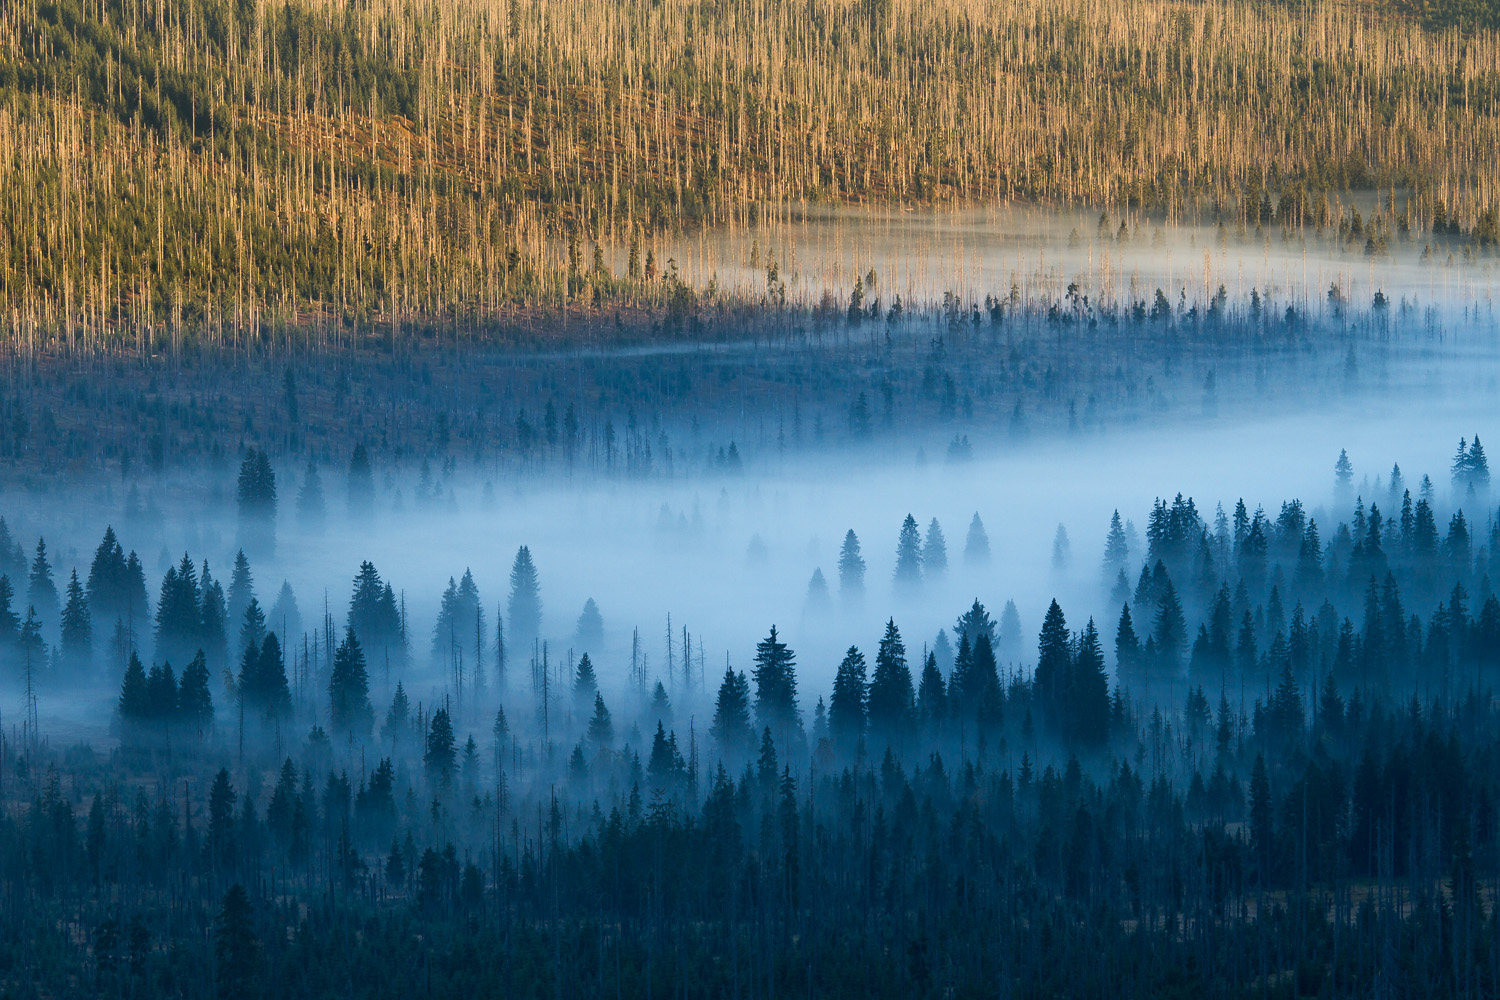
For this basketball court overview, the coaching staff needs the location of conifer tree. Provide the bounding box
[1152,579,1188,676]
[828,646,868,749]
[573,652,598,707]
[27,538,58,637]
[923,519,948,576]
[329,627,373,738]
[86,527,128,627]
[752,626,800,738]
[1035,599,1071,710]
[1071,619,1110,748]
[710,667,754,758]
[59,569,92,670]
[213,884,261,1000]
[894,514,923,586]
[425,708,457,785]
[118,651,150,729]
[178,650,214,737]
[507,545,542,646]
[917,651,947,731]
[0,575,25,650]
[575,598,604,648]
[382,682,411,749]
[347,444,375,516]
[868,619,915,740]
[239,598,267,654]
[838,529,866,598]
[256,633,292,720]
[587,693,614,748]
[297,462,326,526]
[1122,602,1140,689]
[964,512,991,567]
[1103,510,1130,579]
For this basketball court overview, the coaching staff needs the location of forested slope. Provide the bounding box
[1,0,1498,346]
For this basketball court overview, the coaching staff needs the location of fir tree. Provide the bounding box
[752,625,800,737]
[828,646,868,749]
[575,598,604,648]
[1070,618,1110,748]
[382,682,410,749]
[894,514,923,586]
[838,529,866,598]
[59,569,92,670]
[0,575,24,650]
[118,651,150,728]
[347,444,375,516]
[1035,599,1071,710]
[27,537,58,636]
[425,708,457,785]
[963,512,991,567]
[923,519,948,576]
[710,667,754,758]
[226,550,255,636]
[178,650,214,737]
[1103,510,1130,578]
[213,884,261,1000]
[573,652,598,706]
[587,693,614,748]
[917,651,947,731]
[507,545,542,645]
[297,462,326,526]
[868,619,915,740]
[329,627,373,738]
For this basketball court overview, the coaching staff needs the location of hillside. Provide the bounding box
[2,0,1498,347]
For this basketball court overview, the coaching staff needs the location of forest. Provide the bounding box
[2,0,1500,995]
[0,315,1497,995]
[1,0,1499,347]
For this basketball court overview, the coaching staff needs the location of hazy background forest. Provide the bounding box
[2,0,1500,997]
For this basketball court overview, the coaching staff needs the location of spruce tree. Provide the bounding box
[894,514,923,586]
[329,627,373,738]
[1103,510,1130,578]
[239,598,267,654]
[382,682,411,749]
[963,512,990,567]
[1152,579,1187,676]
[838,529,866,598]
[213,884,261,1000]
[868,619,915,740]
[752,625,800,737]
[1035,599,1070,711]
[178,651,214,737]
[86,526,128,626]
[923,519,948,576]
[575,598,604,648]
[0,575,22,648]
[257,633,292,720]
[227,551,254,635]
[828,646,868,749]
[297,462,326,526]
[710,667,754,758]
[59,569,92,670]
[507,545,542,645]
[118,652,150,729]
[573,652,598,707]
[587,693,614,748]
[347,444,375,516]
[917,651,947,732]
[1071,619,1110,747]
[27,537,58,637]
[425,708,457,785]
